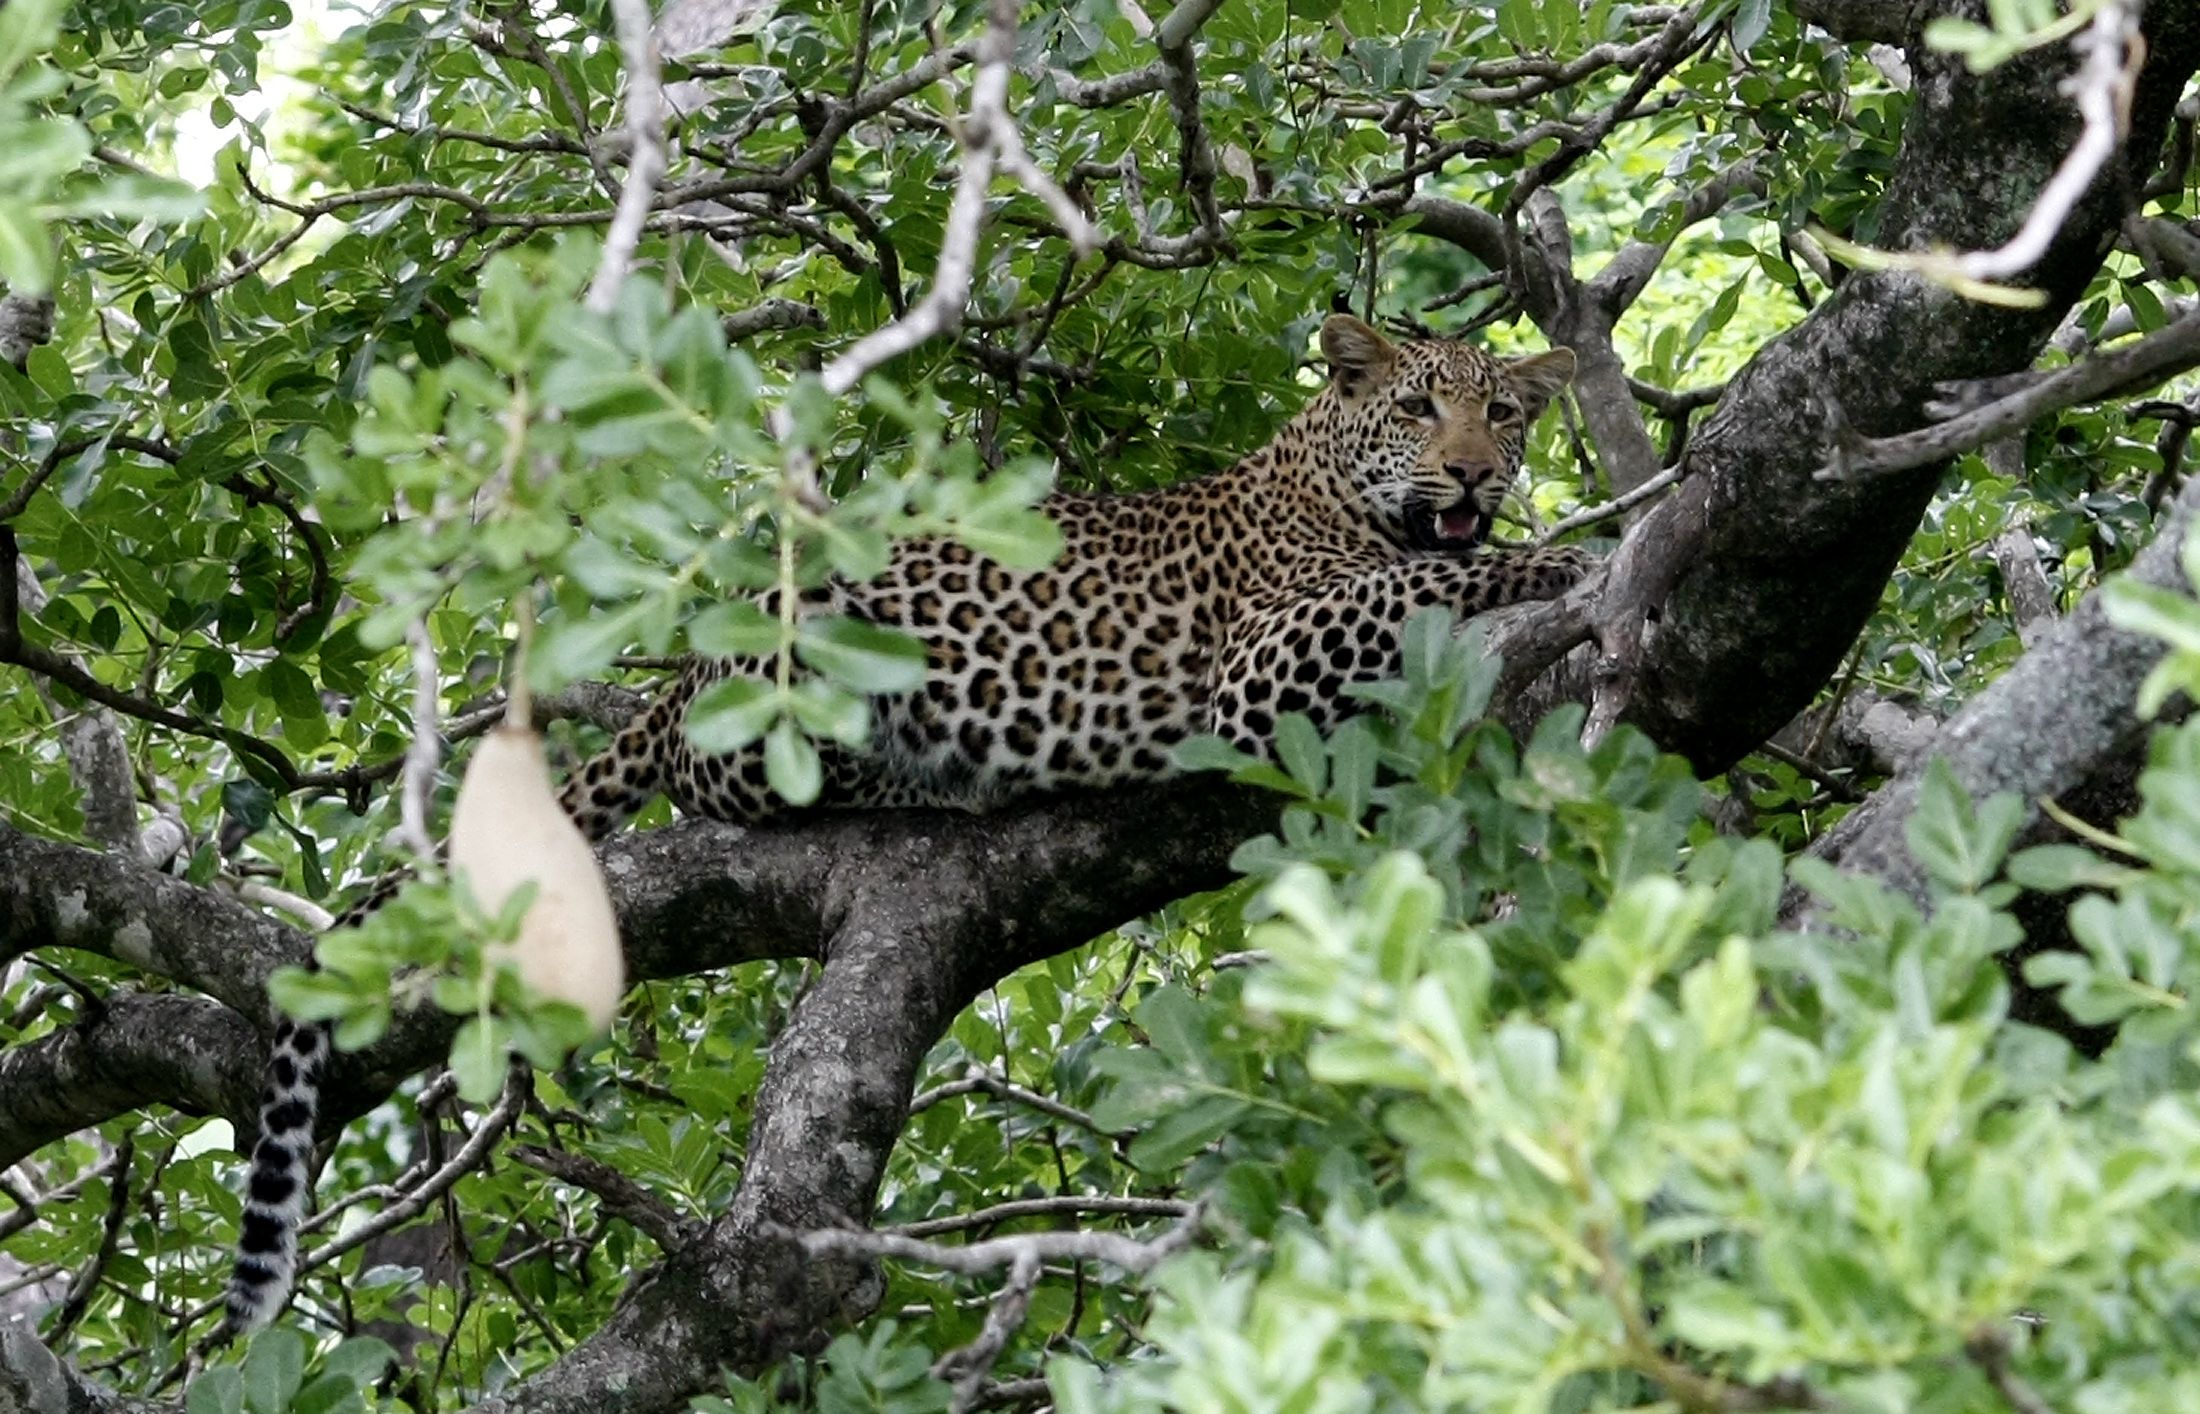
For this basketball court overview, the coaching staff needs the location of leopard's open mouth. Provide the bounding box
[1403,499,1490,552]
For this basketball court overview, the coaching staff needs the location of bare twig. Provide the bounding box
[1821,307,2200,481]
[230,881,336,932]
[800,1204,1202,1277]
[1966,1327,2058,1414]
[907,1067,1130,1140]
[936,1247,1038,1414]
[9,554,141,855]
[398,619,442,862]
[1827,0,2141,297]
[721,298,826,342]
[585,0,668,315]
[889,1195,1189,1240]
[297,1065,528,1278]
[509,1143,697,1250]
[813,0,1017,398]
[1958,1,2141,286]
[1155,0,1227,244]
[1534,462,1685,545]
[1627,377,1726,418]
[47,1133,132,1343]
[330,94,587,155]
[1754,740,1862,804]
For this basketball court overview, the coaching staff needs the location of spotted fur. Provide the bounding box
[558,315,1593,832]
[222,314,1594,1336]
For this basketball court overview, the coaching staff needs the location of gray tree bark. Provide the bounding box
[10,8,2200,1414]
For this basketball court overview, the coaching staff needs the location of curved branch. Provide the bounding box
[1801,475,2200,912]
[0,994,264,1165]
[1612,8,2200,771]
[1818,306,2200,481]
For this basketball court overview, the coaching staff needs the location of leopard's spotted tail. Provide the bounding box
[220,1016,327,1337]
[221,691,675,1336]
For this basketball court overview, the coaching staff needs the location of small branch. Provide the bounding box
[46,1133,132,1343]
[1154,0,1227,246]
[813,0,1018,399]
[1753,740,1863,804]
[800,1204,1202,1277]
[0,994,260,1177]
[1034,60,1168,109]
[2051,291,2200,357]
[329,94,587,155]
[721,297,826,342]
[907,1067,1129,1140]
[1932,1,2141,290]
[1627,376,1726,418]
[398,620,442,862]
[0,1149,124,1244]
[508,1143,697,1250]
[1992,516,2058,648]
[1966,1327,2058,1414]
[585,0,668,315]
[1534,462,1685,545]
[935,1248,1038,1414]
[1819,307,2200,482]
[1,528,310,794]
[1589,159,1765,318]
[2135,392,2200,512]
[2124,213,2200,281]
[889,1195,1189,1240]
[229,881,336,932]
[10,554,141,854]
[296,1065,529,1279]
[1503,9,1711,215]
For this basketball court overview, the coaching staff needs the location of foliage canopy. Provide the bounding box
[6,1,2200,1412]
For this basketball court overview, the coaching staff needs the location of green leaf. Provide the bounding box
[685,675,781,754]
[241,1327,306,1414]
[2105,576,2200,657]
[690,600,784,659]
[1173,734,1258,774]
[764,718,822,805]
[2006,843,2132,893]
[1905,758,2021,893]
[0,203,53,294]
[449,1017,509,1105]
[1272,713,1327,794]
[530,600,653,688]
[1731,0,1772,52]
[796,616,928,694]
[187,1367,244,1414]
[1129,1094,1247,1171]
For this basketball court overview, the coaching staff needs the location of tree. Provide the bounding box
[7,0,2200,1409]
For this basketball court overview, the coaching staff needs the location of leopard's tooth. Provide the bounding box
[449,724,626,1034]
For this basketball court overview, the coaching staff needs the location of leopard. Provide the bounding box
[222,313,1598,1336]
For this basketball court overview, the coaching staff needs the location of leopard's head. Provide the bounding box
[1308,315,1575,552]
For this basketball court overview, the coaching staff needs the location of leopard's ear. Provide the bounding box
[1319,315,1396,396]
[1505,347,1576,420]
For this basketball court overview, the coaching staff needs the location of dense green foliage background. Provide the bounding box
[6,0,2200,1410]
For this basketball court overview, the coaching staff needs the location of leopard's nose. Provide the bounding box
[1445,460,1497,486]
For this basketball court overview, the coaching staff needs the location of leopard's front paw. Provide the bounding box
[1528,543,1602,597]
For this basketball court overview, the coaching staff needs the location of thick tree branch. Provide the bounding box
[1819,306,2200,481]
[0,995,262,1165]
[0,773,1272,1219]
[1800,475,2200,912]
[1611,7,2200,772]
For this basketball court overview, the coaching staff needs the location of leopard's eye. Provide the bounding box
[1397,394,1436,419]
[1488,397,1521,422]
